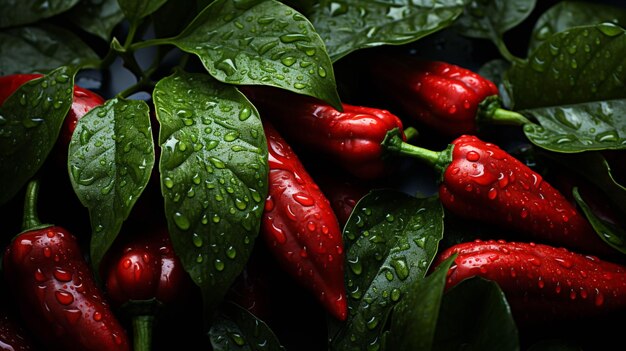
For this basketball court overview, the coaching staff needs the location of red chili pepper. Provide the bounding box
[0,73,105,148]
[242,86,407,180]
[384,133,613,256]
[362,54,528,136]
[3,180,129,351]
[434,239,626,323]
[261,120,347,321]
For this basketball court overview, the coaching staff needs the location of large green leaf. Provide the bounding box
[68,0,125,41]
[433,277,519,351]
[117,0,168,22]
[0,24,99,75]
[330,190,444,351]
[384,255,456,351]
[153,70,268,318]
[455,0,536,40]
[209,302,286,350]
[167,0,341,109]
[309,0,466,62]
[0,66,76,205]
[521,99,626,152]
[68,98,155,270]
[0,0,79,28]
[506,23,626,110]
[528,1,626,55]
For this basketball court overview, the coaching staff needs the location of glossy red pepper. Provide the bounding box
[434,239,626,323]
[3,180,129,351]
[363,54,528,136]
[384,133,613,256]
[261,120,347,321]
[0,73,105,148]
[242,86,407,180]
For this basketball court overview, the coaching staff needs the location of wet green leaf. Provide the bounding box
[573,187,626,254]
[153,70,268,317]
[0,0,79,28]
[330,190,444,351]
[433,277,519,351]
[209,302,286,350]
[0,66,76,205]
[118,0,167,22]
[67,0,125,41]
[455,0,536,42]
[384,255,456,351]
[521,99,626,152]
[0,24,99,75]
[528,1,626,55]
[506,24,626,110]
[309,0,466,62]
[68,98,155,270]
[168,0,341,109]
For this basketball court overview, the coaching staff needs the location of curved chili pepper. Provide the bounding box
[0,73,105,148]
[261,120,347,321]
[384,133,613,256]
[242,86,407,180]
[3,180,130,351]
[362,54,529,136]
[104,227,191,351]
[434,239,626,323]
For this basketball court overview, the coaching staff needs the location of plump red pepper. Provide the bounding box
[242,86,407,180]
[104,227,191,351]
[3,180,129,351]
[363,54,528,136]
[384,133,613,257]
[434,239,626,323]
[261,120,347,321]
[0,73,105,148]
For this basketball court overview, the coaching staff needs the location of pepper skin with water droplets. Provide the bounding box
[434,240,626,323]
[384,133,613,256]
[261,120,347,321]
[3,181,129,351]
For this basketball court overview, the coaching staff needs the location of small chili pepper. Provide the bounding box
[434,239,626,323]
[383,133,613,256]
[0,73,105,148]
[3,180,130,351]
[362,54,529,136]
[104,227,191,351]
[261,120,347,321]
[242,85,408,180]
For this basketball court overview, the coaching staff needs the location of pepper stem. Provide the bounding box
[22,180,42,231]
[382,129,453,177]
[477,95,531,127]
[133,315,154,351]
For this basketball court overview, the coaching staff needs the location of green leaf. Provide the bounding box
[68,0,125,41]
[309,0,467,63]
[506,23,626,110]
[528,1,626,55]
[330,190,444,351]
[0,66,76,205]
[153,70,268,318]
[117,0,168,22]
[521,99,626,152]
[167,0,341,109]
[384,255,456,351]
[209,302,286,350]
[433,277,519,351]
[0,0,80,28]
[0,24,99,75]
[573,187,626,254]
[455,0,536,40]
[68,98,155,270]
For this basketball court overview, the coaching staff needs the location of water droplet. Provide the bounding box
[390,257,409,280]
[366,316,379,330]
[224,131,239,142]
[192,233,203,247]
[173,212,191,230]
[292,193,314,206]
[279,33,309,43]
[466,151,480,162]
[53,269,72,282]
[226,246,237,259]
[214,259,225,271]
[348,258,362,275]
[55,290,74,305]
[598,22,623,36]
[595,130,619,143]
[229,332,245,346]
[216,58,238,76]
[531,56,546,72]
